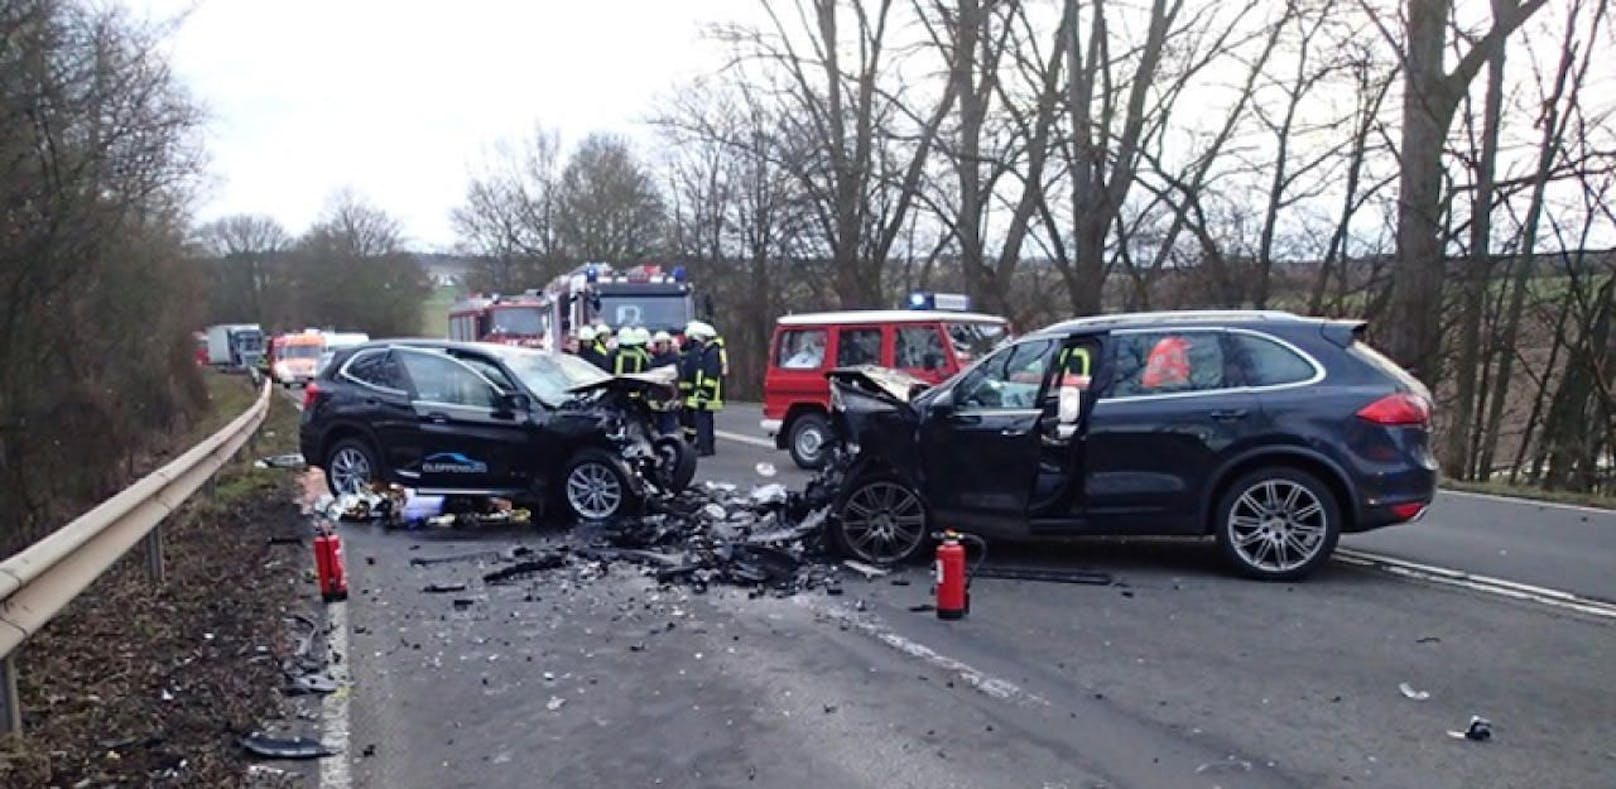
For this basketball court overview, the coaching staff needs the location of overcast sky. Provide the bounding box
[135,0,760,250]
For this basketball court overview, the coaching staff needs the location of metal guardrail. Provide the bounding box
[0,380,272,732]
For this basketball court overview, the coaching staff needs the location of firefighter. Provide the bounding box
[578,325,611,372]
[681,321,725,457]
[614,327,651,375]
[648,330,681,435]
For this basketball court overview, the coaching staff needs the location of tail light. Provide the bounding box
[1357,393,1431,427]
[302,381,321,412]
[1390,502,1428,522]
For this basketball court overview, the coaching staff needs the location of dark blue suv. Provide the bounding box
[825,311,1437,580]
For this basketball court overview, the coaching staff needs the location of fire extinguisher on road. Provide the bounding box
[934,529,985,620]
[313,523,348,603]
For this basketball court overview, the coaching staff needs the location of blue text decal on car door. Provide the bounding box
[421,452,489,474]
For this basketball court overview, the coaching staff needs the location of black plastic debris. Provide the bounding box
[284,674,340,696]
[423,583,469,594]
[410,551,502,568]
[240,733,338,759]
[483,553,568,585]
[1448,716,1493,742]
[971,566,1114,585]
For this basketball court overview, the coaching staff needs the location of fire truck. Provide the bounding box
[538,263,696,338]
[447,293,552,347]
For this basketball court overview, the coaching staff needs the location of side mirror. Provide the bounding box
[499,392,532,413]
[929,388,955,415]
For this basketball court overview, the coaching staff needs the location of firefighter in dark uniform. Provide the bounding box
[578,325,612,372]
[649,330,681,435]
[680,321,725,457]
[613,327,651,374]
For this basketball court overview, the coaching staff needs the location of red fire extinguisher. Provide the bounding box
[314,526,348,603]
[935,530,969,620]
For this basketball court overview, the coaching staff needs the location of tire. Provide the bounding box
[1214,467,1341,581]
[787,413,833,470]
[831,474,929,565]
[325,437,380,497]
[652,436,697,493]
[562,449,639,522]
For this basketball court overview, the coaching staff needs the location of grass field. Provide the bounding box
[420,285,459,337]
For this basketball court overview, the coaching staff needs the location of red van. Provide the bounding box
[762,310,1011,468]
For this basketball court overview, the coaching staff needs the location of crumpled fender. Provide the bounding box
[565,365,679,398]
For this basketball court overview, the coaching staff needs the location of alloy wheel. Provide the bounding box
[1226,479,1328,574]
[328,447,372,495]
[840,481,926,563]
[794,424,825,463]
[566,462,624,520]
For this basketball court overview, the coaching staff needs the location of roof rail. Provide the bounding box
[1043,309,1302,332]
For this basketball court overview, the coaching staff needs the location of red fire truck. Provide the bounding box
[447,293,552,347]
[539,263,696,338]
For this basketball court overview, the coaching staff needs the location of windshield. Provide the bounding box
[282,344,321,360]
[946,321,1009,362]
[489,306,547,336]
[233,332,264,352]
[487,347,608,406]
[597,295,693,331]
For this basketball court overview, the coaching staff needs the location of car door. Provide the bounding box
[919,337,1061,535]
[1026,337,1103,531]
[1082,329,1259,533]
[394,347,530,492]
[336,349,419,477]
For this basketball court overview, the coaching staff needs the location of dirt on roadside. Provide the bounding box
[0,439,314,786]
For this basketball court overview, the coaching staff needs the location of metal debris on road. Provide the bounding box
[284,674,340,696]
[240,733,339,759]
[755,462,777,477]
[1448,716,1493,742]
[970,566,1114,585]
[483,553,569,585]
[1399,682,1431,701]
[254,453,307,470]
[1194,757,1254,774]
[842,560,890,580]
[546,696,566,711]
[422,582,469,594]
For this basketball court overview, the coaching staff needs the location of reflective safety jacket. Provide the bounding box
[581,340,612,372]
[614,346,651,375]
[682,337,726,410]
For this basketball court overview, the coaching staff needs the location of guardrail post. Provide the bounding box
[145,525,165,583]
[0,653,21,733]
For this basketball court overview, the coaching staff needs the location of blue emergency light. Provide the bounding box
[906,292,972,312]
[585,264,600,283]
[671,265,688,283]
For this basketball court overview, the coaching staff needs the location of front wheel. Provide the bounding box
[788,413,833,470]
[1214,468,1341,581]
[563,449,638,522]
[831,475,929,565]
[651,436,697,493]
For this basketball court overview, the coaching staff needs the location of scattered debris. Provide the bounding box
[1398,682,1430,701]
[842,560,889,580]
[546,696,566,711]
[285,674,340,696]
[483,553,569,585]
[422,583,469,594]
[240,733,339,759]
[1447,716,1492,742]
[1194,757,1254,774]
[361,744,378,758]
[254,453,307,470]
[971,566,1114,585]
[247,764,294,781]
[755,462,777,477]
[409,550,502,568]
[1416,636,1442,644]
[908,604,935,613]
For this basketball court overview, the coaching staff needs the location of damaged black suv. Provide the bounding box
[298,340,696,521]
[826,311,1437,580]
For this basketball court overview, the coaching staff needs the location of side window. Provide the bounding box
[344,350,406,391]
[397,350,500,408]
[455,355,518,392]
[895,325,948,372]
[1230,334,1316,387]
[836,327,882,367]
[954,339,1058,410]
[1107,332,1226,398]
[776,329,828,370]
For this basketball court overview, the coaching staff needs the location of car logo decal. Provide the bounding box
[422,452,489,474]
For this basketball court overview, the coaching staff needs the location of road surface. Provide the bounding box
[289,392,1615,787]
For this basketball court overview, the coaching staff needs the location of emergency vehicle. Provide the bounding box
[538,263,695,339]
[448,293,551,348]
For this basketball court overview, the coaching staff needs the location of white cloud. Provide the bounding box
[134,0,758,249]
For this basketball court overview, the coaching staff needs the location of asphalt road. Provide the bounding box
[290,396,1615,789]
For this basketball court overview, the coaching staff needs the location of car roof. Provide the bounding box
[1029,310,1322,336]
[776,310,1006,327]
[346,338,541,356]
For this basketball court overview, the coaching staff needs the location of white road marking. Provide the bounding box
[797,597,1046,705]
[716,430,776,450]
[1439,488,1615,518]
[1334,548,1616,620]
[320,600,353,789]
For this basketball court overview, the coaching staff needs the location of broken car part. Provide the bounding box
[240,733,338,759]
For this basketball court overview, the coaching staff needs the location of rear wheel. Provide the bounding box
[325,438,379,497]
[788,413,832,470]
[1215,467,1340,581]
[832,475,929,564]
[563,449,638,522]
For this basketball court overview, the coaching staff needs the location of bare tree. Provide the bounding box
[452,126,566,291]
[555,133,665,262]
[197,214,290,321]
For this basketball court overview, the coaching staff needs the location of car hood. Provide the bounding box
[826,366,930,409]
[565,365,679,397]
